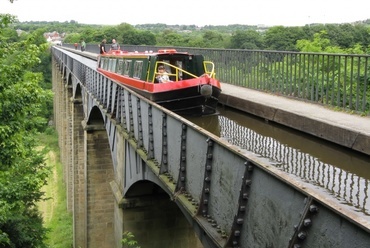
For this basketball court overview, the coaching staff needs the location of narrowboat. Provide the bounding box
[97,49,221,116]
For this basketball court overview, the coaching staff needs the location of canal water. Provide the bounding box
[184,105,370,215]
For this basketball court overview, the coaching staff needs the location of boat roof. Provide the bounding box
[100,49,190,58]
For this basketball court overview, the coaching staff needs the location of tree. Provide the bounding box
[229,30,264,49]
[296,30,332,52]
[63,32,82,44]
[296,31,369,113]
[0,13,51,247]
[1,27,19,43]
[119,29,156,46]
[100,26,120,44]
[157,30,185,46]
[264,26,307,51]
[80,26,101,43]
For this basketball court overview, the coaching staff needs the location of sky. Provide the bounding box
[1,0,369,27]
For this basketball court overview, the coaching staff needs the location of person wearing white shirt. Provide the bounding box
[156,65,171,83]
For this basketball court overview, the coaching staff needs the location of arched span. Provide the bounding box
[87,106,104,126]
[66,71,72,87]
[72,81,103,127]
[74,83,82,102]
[121,148,173,197]
[121,180,203,248]
[125,179,167,198]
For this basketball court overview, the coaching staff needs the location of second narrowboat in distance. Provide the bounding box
[97,48,222,116]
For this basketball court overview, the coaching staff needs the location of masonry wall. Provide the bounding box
[113,131,125,247]
[85,129,115,247]
[72,101,86,246]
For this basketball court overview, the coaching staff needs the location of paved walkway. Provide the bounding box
[219,83,370,156]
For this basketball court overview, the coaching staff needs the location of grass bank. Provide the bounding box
[38,129,73,248]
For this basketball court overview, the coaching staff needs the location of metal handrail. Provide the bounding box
[153,61,198,82]
[66,43,370,115]
[203,61,216,78]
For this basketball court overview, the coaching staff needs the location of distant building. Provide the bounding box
[256,24,269,32]
[16,29,26,36]
[44,31,65,45]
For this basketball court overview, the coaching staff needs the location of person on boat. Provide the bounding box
[156,65,171,83]
[99,39,107,54]
[110,39,120,50]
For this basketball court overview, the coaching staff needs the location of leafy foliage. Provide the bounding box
[229,30,264,49]
[0,13,52,247]
[9,17,370,52]
[236,31,370,114]
[296,31,370,113]
[121,232,140,248]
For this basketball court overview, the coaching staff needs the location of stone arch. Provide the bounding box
[66,71,72,86]
[121,180,203,248]
[74,83,82,102]
[87,106,105,126]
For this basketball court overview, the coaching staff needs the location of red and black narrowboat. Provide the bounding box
[97,49,221,116]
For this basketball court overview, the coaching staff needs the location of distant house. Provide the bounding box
[44,31,64,45]
[16,29,26,36]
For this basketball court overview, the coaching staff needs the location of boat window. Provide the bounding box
[159,60,170,71]
[160,59,184,81]
[99,58,104,69]
[133,61,143,79]
[123,60,131,76]
[100,58,107,70]
[109,58,116,72]
[117,59,124,74]
[175,60,183,80]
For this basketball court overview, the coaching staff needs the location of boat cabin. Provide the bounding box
[98,49,215,83]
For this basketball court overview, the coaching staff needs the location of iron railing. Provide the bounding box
[218,115,370,215]
[66,44,370,115]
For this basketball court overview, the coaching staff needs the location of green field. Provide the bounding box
[37,131,73,248]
